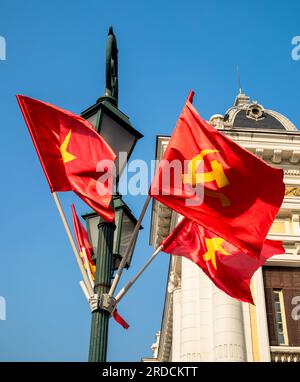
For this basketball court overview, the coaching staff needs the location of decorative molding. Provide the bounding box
[167,271,181,294]
[255,148,264,158]
[181,353,203,362]
[285,186,300,197]
[214,344,245,361]
[271,346,300,362]
[266,255,300,267]
[272,149,282,164]
[290,151,300,164]
[151,332,161,358]
[284,169,300,176]
[156,265,175,362]
[158,298,173,362]
[266,110,298,131]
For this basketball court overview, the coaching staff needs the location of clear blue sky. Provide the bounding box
[0,0,300,361]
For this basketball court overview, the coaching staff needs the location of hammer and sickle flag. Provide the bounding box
[17,95,116,222]
[162,218,285,304]
[150,91,285,258]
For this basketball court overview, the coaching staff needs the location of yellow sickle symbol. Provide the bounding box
[182,149,229,188]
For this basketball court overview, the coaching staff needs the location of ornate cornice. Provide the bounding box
[284,169,300,176]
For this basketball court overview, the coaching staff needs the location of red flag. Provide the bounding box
[150,91,284,257]
[17,95,116,222]
[162,218,285,304]
[113,309,130,329]
[71,204,96,278]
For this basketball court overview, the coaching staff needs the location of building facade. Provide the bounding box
[147,92,300,362]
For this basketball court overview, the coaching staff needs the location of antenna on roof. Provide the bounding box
[237,65,242,94]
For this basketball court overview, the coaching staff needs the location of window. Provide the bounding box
[263,267,300,347]
[272,289,288,345]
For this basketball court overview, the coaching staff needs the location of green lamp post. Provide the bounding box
[81,27,143,362]
[82,196,142,362]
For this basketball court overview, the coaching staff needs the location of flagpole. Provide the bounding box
[52,192,93,296]
[79,280,90,302]
[115,244,163,303]
[82,246,94,288]
[108,195,151,297]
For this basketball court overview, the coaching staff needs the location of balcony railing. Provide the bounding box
[271,346,300,362]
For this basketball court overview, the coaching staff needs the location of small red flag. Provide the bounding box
[113,309,130,330]
[162,218,285,304]
[71,204,96,278]
[17,95,116,222]
[150,91,284,257]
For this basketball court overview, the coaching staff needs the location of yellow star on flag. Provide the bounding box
[203,237,231,270]
[60,130,76,163]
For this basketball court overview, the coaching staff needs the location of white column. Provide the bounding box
[180,258,202,361]
[197,268,214,361]
[180,257,214,361]
[172,287,181,362]
[213,286,246,361]
[242,302,253,361]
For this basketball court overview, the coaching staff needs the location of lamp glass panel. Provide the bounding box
[87,215,100,255]
[113,208,121,254]
[119,213,136,264]
[100,113,136,177]
[86,113,98,129]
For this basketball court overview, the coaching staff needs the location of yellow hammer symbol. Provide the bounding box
[203,237,231,270]
[182,149,230,188]
[60,130,77,164]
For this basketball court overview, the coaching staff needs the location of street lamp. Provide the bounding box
[81,27,143,362]
[82,195,142,271]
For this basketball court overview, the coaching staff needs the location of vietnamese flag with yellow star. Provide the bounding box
[150,91,285,258]
[71,204,96,279]
[17,95,116,222]
[162,218,285,303]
